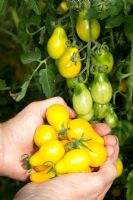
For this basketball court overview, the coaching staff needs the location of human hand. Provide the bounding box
[0,97,75,180]
[13,124,119,200]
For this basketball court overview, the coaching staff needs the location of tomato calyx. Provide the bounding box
[43,161,59,178]
[21,154,32,172]
[59,124,70,139]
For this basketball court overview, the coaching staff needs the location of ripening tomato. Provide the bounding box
[57,0,68,14]
[67,118,104,144]
[66,74,85,89]
[92,49,114,73]
[91,73,112,104]
[30,140,65,167]
[94,102,109,120]
[55,149,90,174]
[77,108,94,121]
[105,110,118,128]
[47,26,68,59]
[46,104,69,132]
[34,124,58,147]
[116,158,123,178]
[119,79,128,93]
[57,47,81,78]
[30,166,55,183]
[80,141,107,167]
[72,83,93,115]
[76,9,100,42]
[34,164,47,172]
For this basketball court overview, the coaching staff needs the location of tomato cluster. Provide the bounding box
[29,104,108,183]
[46,8,118,128]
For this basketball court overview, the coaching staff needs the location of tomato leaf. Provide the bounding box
[0,0,8,12]
[21,50,41,64]
[126,171,133,200]
[112,120,133,146]
[11,80,30,102]
[28,0,41,15]
[39,64,57,98]
[0,79,10,90]
[105,14,125,28]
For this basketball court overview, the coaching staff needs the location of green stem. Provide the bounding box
[110,29,115,49]
[0,27,19,43]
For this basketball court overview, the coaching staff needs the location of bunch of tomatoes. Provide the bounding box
[27,2,124,183]
[46,7,118,129]
[29,104,108,183]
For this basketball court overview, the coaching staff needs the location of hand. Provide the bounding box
[0,97,75,180]
[13,125,119,200]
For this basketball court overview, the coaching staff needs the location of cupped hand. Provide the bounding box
[0,97,75,180]
[14,124,119,200]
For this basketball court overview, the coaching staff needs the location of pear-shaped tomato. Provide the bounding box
[76,9,100,42]
[94,102,109,120]
[67,118,104,145]
[46,104,69,132]
[72,83,93,115]
[55,149,90,174]
[57,47,81,78]
[92,49,114,73]
[80,141,107,167]
[91,73,112,104]
[30,140,65,167]
[47,26,68,59]
[77,108,94,121]
[105,109,118,128]
[30,166,55,183]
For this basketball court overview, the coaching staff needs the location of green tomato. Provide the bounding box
[66,74,85,89]
[94,103,109,120]
[91,73,112,104]
[105,110,118,128]
[92,49,114,73]
[72,83,93,115]
[77,108,94,121]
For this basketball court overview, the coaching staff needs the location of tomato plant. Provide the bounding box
[0,0,133,199]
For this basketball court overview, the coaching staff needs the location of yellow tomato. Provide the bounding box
[80,141,107,167]
[55,149,90,174]
[30,140,65,167]
[46,104,69,132]
[30,166,55,183]
[34,124,58,147]
[34,164,47,172]
[67,118,104,144]
[57,0,69,14]
[116,158,123,178]
[76,10,100,42]
[47,26,68,59]
[57,47,82,78]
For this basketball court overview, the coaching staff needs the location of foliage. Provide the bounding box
[0,0,133,199]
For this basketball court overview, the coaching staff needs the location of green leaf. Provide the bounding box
[0,0,8,12]
[21,50,41,64]
[0,79,10,90]
[39,64,57,98]
[106,14,125,28]
[112,120,133,146]
[126,171,133,200]
[124,15,133,43]
[11,80,30,102]
[29,0,41,15]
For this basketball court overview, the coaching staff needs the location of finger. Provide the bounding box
[97,156,117,187]
[104,135,118,146]
[106,145,114,157]
[36,97,76,119]
[92,123,111,136]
